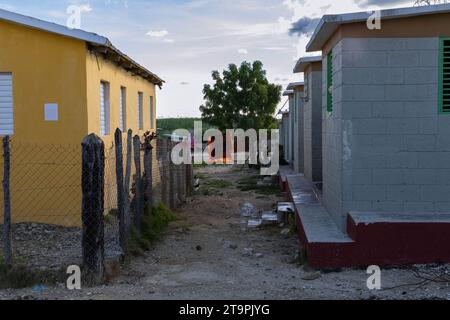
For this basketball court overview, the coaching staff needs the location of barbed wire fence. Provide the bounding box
[1,130,193,284]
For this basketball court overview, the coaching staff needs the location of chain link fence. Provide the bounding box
[0,130,193,284]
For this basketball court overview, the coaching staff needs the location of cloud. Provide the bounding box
[354,0,410,6]
[79,4,93,13]
[146,30,169,37]
[261,46,290,51]
[238,48,249,54]
[289,17,321,37]
[163,38,175,43]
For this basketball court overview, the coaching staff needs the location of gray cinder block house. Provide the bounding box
[294,56,323,183]
[306,4,450,230]
[287,82,305,173]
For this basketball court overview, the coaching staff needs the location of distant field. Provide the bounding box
[156,118,214,135]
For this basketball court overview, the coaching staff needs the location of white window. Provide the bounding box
[150,96,154,130]
[138,92,143,130]
[0,73,14,135]
[100,81,110,136]
[120,87,127,131]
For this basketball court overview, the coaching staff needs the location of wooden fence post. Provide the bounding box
[169,142,176,210]
[124,129,133,237]
[114,129,126,249]
[160,139,168,207]
[2,136,12,266]
[143,135,153,209]
[186,163,193,194]
[81,134,105,283]
[177,164,184,204]
[133,135,143,232]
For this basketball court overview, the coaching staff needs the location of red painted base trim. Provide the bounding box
[286,177,450,268]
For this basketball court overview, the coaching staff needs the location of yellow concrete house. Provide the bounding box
[0,9,164,226]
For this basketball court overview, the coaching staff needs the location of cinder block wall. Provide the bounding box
[289,97,295,164]
[304,67,323,182]
[283,115,289,161]
[293,89,305,173]
[323,37,448,230]
[322,40,345,229]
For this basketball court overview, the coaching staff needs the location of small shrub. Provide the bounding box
[126,203,176,256]
[0,260,59,289]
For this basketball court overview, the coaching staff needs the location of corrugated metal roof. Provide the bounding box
[0,8,164,87]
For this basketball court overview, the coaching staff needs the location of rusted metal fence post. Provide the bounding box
[2,136,12,266]
[114,129,126,249]
[133,135,143,232]
[81,134,105,283]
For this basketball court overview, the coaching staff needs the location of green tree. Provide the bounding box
[200,61,282,132]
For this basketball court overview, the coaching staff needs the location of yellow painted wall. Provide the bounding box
[0,20,89,144]
[0,20,159,226]
[0,20,88,226]
[85,52,158,217]
[85,51,157,149]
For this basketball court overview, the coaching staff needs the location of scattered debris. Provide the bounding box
[32,285,47,293]
[241,202,258,218]
[280,228,290,236]
[261,211,280,223]
[277,202,295,224]
[301,272,322,281]
[194,178,200,190]
[247,219,263,228]
[242,248,255,257]
[277,202,295,213]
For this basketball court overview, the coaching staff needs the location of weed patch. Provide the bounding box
[126,203,176,256]
[0,259,60,289]
[203,179,233,189]
[237,175,282,196]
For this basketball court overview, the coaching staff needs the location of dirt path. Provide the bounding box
[0,165,449,300]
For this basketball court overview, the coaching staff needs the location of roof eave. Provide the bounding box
[306,3,450,52]
[0,8,164,87]
[286,82,304,90]
[293,56,323,73]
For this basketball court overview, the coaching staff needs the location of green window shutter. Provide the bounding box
[327,51,333,113]
[439,37,450,114]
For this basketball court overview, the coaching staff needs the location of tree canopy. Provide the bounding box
[200,61,282,132]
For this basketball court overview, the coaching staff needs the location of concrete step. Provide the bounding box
[282,171,450,268]
[286,175,356,268]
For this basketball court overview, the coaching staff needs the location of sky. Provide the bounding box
[0,0,417,118]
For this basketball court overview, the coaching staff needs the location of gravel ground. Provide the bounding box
[0,217,122,272]
[0,165,449,300]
